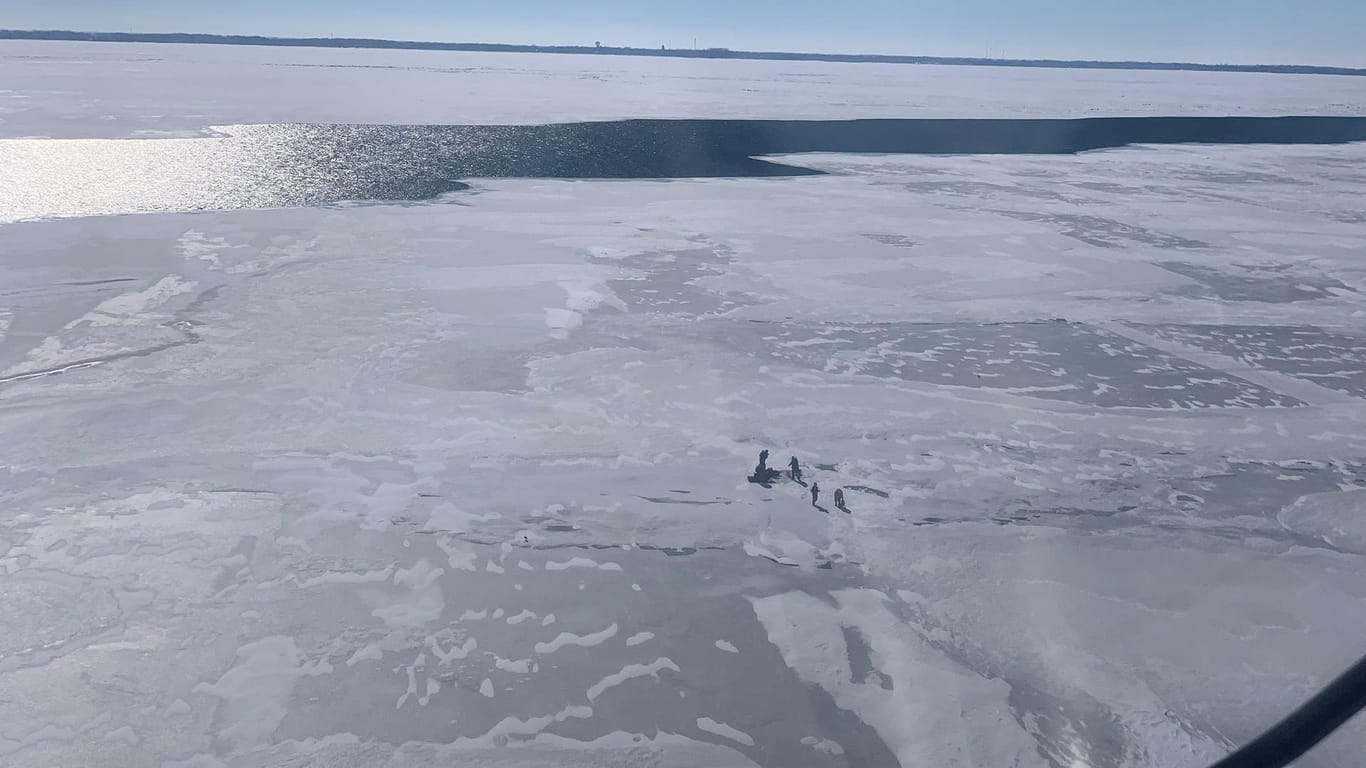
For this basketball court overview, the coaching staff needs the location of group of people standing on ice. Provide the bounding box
[751,449,847,512]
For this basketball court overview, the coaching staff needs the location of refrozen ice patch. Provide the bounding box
[425,263,608,291]
[163,699,193,718]
[192,636,327,754]
[722,320,1304,409]
[715,640,739,654]
[1139,323,1366,400]
[372,560,445,629]
[1277,488,1366,551]
[1158,260,1357,303]
[479,678,495,698]
[696,717,756,748]
[426,503,495,533]
[625,631,655,647]
[437,538,479,572]
[104,726,139,746]
[346,643,384,667]
[750,589,1047,768]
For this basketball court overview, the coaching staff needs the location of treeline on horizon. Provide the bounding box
[3,29,1363,77]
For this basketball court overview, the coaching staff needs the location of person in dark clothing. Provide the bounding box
[788,456,802,483]
[810,481,820,507]
[749,449,779,485]
[834,487,846,511]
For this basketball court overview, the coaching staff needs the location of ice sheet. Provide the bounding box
[3,119,1366,767]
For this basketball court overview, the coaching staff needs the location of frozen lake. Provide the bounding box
[2,40,1366,139]
[2,41,1366,768]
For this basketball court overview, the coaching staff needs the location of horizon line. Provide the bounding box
[3,29,1364,77]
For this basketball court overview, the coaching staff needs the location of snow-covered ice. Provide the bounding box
[2,40,1365,139]
[3,39,1366,768]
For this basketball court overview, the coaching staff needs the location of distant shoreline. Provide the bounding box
[3,29,1364,78]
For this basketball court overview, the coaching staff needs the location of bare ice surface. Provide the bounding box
[4,42,1366,768]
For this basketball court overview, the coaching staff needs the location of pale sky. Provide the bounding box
[4,0,1365,67]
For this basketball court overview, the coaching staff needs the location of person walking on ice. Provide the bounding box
[810,481,820,508]
[788,456,802,483]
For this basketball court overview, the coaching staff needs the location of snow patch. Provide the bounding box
[427,636,476,664]
[801,736,846,755]
[535,623,618,655]
[586,657,680,701]
[696,717,756,748]
[74,275,196,328]
[544,308,583,335]
[560,279,627,314]
[545,556,619,571]
[494,656,534,674]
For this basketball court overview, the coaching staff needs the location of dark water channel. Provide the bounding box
[4,116,1366,220]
